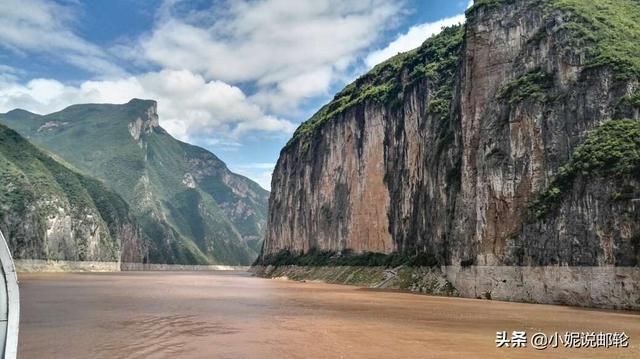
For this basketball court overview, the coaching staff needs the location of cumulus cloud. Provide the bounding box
[0,0,124,77]
[0,0,476,188]
[365,13,466,68]
[0,0,409,132]
[137,0,404,113]
[0,70,296,142]
[139,70,296,139]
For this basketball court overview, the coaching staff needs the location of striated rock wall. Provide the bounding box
[3,198,146,263]
[266,104,394,255]
[4,199,115,262]
[454,2,639,266]
[1,179,147,263]
[263,0,640,306]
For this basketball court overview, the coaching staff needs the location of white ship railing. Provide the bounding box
[0,230,19,359]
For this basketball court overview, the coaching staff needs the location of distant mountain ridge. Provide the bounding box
[0,99,268,265]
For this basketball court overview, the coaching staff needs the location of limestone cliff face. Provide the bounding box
[267,104,394,254]
[264,0,640,268]
[128,101,160,142]
[5,201,144,263]
[455,1,639,266]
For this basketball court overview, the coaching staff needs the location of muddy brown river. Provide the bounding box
[18,271,640,358]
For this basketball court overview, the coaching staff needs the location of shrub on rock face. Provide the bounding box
[531,119,640,219]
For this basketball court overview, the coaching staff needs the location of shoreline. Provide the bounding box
[251,264,640,311]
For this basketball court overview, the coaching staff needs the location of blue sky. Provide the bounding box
[0,0,471,189]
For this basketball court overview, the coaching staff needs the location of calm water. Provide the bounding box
[18,271,640,358]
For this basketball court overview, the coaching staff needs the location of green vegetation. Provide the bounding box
[0,99,268,265]
[468,0,640,78]
[287,25,465,151]
[465,0,519,16]
[569,120,640,176]
[497,69,554,104]
[257,265,458,295]
[408,25,465,117]
[549,0,640,79]
[531,119,640,218]
[0,124,130,260]
[288,0,640,152]
[621,91,640,108]
[256,249,441,268]
[180,142,269,239]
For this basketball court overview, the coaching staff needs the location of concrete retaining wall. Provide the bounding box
[121,263,249,271]
[15,260,249,272]
[443,265,640,310]
[15,259,120,272]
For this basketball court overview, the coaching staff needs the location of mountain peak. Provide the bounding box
[126,98,157,108]
[1,108,41,121]
[126,99,159,140]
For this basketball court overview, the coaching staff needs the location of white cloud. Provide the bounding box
[0,0,124,77]
[278,67,333,101]
[234,162,277,170]
[229,163,276,190]
[137,0,404,113]
[0,0,477,188]
[0,70,296,141]
[0,77,141,115]
[365,13,466,68]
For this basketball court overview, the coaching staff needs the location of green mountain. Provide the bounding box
[0,99,269,265]
[0,123,145,262]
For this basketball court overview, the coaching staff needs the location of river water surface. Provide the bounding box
[19,271,640,358]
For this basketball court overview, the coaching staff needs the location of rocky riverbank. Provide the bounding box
[253,265,456,297]
[253,264,640,310]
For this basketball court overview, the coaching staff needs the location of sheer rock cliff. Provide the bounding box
[262,0,640,306]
